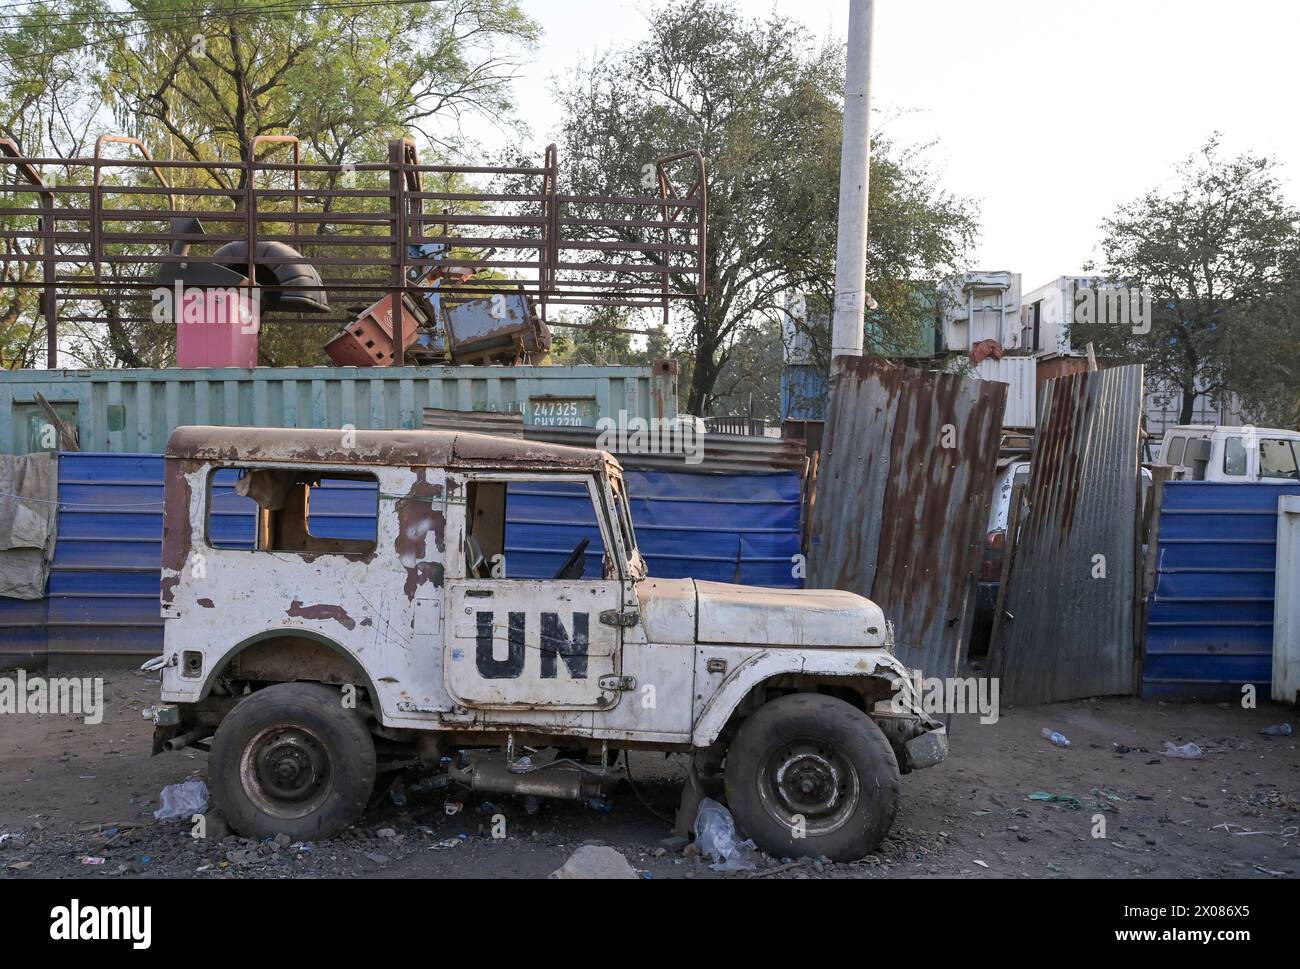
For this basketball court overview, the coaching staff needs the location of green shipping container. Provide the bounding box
[0,364,677,455]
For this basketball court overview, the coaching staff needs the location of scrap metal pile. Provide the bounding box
[0,136,706,368]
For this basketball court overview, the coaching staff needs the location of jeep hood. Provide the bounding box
[636,578,889,649]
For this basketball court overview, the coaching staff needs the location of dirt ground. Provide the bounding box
[0,667,1296,880]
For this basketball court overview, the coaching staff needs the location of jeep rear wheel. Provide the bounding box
[723,693,900,862]
[209,682,376,841]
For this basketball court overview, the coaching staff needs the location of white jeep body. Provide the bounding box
[151,426,945,854]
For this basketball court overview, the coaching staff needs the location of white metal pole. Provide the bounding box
[830,0,875,359]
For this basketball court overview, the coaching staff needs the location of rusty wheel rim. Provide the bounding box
[757,738,860,838]
[239,725,334,820]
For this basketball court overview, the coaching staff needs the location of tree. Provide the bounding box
[0,0,540,368]
[554,0,977,414]
[1078,135,1300,425]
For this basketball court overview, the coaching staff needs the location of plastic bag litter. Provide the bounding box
[1162,741,1203,759]
[694,797,758,872]
[153,780,209,820]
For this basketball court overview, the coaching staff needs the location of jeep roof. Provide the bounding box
[164,425,619,473]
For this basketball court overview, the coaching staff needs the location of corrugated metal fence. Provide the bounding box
[808,356,1006,678]
[991,365,1144,703]
[0,452,801,666]
[1143,481,1300,699]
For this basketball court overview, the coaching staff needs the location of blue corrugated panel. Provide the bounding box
[1143,481,1300,699]
[27,454,803,660]
[780,366,827,422]
[46,453,166,661]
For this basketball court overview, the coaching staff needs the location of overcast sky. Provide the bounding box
[486,0,1299,294]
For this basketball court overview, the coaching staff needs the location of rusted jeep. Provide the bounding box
[148,425,946,861]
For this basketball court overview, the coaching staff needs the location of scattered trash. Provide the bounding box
[444,800,463,816]
[7,861,33,871]
[153,779,208,820]
[1259,723,1293,736]
[1112,743,1149,754]
[388,778,407,807]
[973,859,989,869]
[1162,741,1203,759]
[1254,865,1286,876]
[549,844,639,880]
[433,838,464,850]
[694,797,758,872]
[80,856,105,865]
[584,797,614,813]
[477,801,500,816]
[1027,792,1082,809]
[1040,728,1071,748]
[409,775,451,795]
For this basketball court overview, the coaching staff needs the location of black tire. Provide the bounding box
[209,682,376,841]
[723,693,900,862]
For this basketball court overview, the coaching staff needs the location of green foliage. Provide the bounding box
[554,0,978,414]
[0,0,539,368]
[1077,135,1300,427]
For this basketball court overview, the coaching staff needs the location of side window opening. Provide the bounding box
[464,480,507,578]
[1165,436,1186,466]
[208,468,378,554]
[463,477,607,580]
[1260,439,1300,480]
[1222,436,1247,476]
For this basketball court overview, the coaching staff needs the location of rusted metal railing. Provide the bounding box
[0,137,708,366]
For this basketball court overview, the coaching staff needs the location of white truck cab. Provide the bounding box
[148,426,946,861]
[1160,425,1300,483]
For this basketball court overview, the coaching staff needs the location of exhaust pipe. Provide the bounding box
[447,758,602,801]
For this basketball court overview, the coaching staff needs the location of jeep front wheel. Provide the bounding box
[723,693,900,862]
[209,682,376,841]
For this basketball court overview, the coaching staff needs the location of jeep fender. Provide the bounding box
[165,627,383,715]
[690,648,917,747]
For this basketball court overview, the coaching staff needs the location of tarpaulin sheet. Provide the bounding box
[0,452,58,599]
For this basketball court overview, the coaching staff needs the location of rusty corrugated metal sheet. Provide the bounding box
[808,357,1006,677]
[421,408,807,474]
[991,365,1144,703]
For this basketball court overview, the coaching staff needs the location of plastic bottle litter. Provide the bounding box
[693,797,758,872]
[1040,728,1071,748]
[388,778,407,807]
[1259,723,1294,736]
[153,779,209,820]
[1162,741,1203,759]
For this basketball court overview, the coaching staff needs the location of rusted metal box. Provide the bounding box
[444,292,550,365]
[324,293,426,367]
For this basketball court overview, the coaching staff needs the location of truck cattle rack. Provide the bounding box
[0,135,707,367]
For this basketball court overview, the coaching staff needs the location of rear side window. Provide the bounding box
[208,468,379,554]
[1165,436,1186,466]
[1260,439,1300,480]
[1222,437,1247,476]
